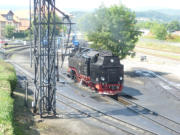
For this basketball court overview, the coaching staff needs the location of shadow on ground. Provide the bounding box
[13,82,40,135]
[121,86,143,97]
[125,68,169,78]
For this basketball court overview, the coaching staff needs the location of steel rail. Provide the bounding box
[116,95,180,135]
[56,92,157,135]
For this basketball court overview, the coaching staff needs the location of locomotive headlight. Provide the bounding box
[120,77,123,80]
[100,76,105,81]
[110,59,114,63]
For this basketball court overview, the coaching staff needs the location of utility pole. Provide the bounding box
[29,0,32,67]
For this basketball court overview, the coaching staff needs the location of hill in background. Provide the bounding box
[136,9,180,22]
[70,9,180,23]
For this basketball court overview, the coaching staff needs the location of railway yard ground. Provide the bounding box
[12,80,112,135]
[1,45,180,135]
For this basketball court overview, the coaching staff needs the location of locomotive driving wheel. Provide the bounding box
[70,70,74,79]
[73,73,78,83]
[109,94,118,100]
[70,70,78,82]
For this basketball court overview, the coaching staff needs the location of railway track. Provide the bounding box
[11,63,152,135]
[133,69,180,101]
[52,69,180,135]
[8,49,180,135]
[3,45,30,59]
[12,62,157,135]
[56,92,155,135]
[59,71,180,135]
[3,44,30,50]
[115,95,180,135]
[9,60,158,135]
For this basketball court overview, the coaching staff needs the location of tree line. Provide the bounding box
[136,21,180,40]
[3,25,29,39]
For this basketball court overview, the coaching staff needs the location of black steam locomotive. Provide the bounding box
[68,47,124,95]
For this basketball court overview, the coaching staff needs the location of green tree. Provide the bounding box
[4,25,15,39]
[151,23,167,40]
[87,6,141,59]
[136,21,157,29]
[167,21,180,32]
[31,14,62,37]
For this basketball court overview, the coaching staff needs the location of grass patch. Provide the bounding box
[0,60,17,92]
[166,35,180,42]
[143,33,180,42]
[143,33,155,39]
[143,34,180,42]
[136,41,180,54]
[135,48,180,61]
[0,60,17,135]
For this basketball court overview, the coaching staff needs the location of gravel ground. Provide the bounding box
[122,52,180,82]
[10,48,122,135]
[10,48,180,135]
[121,51,180,123]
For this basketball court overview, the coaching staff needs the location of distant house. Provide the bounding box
[172,31,180,36]
[140,29,150,36]
[19,18,29,31]
[14,10,30,31]
[0,10,29,38]
[136,17,150,22]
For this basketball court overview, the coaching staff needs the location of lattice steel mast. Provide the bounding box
[32,0,72,117]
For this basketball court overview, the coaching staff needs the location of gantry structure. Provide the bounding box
[31,0,72,117]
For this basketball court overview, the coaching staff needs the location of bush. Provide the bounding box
[167,21,180,32]
[13,31,29,39]
[4,25,15,39]
[151,23,167,40]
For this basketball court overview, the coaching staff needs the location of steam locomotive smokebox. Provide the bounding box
[90,55,124,84]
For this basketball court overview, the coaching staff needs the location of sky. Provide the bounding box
[0,0,180,11]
